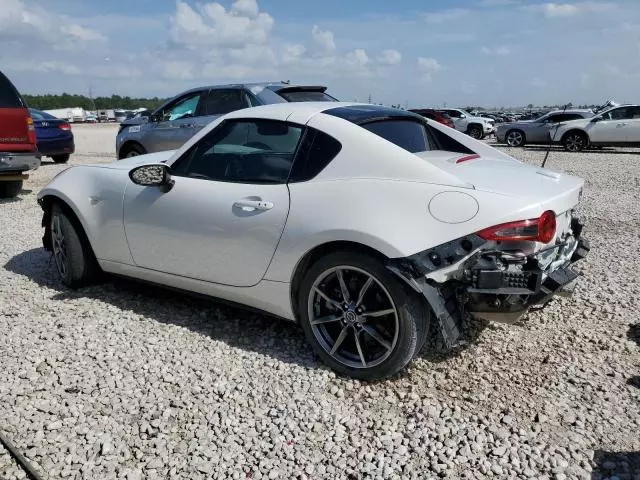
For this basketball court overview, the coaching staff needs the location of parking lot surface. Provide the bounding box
[0,124,638,479]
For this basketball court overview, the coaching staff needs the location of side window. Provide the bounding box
[289,128,342,182]
[427,125,474,154]
[203,89,250,116]
[562,114,583,121]
[171,119,302,184]
[161,93,202,122]
[544,115,561,123]
[604,107,634,121]
[446,110,461,118]
[630,106,640,119]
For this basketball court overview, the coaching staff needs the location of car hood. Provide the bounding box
[415,150,584,202]
[120,116,149,127]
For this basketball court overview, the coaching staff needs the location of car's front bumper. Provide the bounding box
[0,151,41,173]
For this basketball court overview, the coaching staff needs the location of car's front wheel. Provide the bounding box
[298,251,429,380]
[505,129,525,147]
[467,125,484,139]
[50,204,100,288]
[563,131,588,152]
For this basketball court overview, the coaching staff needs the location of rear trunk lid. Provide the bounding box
[33,117,70,140]
[415,150,584,213]
[0,71,36,152]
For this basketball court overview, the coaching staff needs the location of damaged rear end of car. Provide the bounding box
[388,150,590,348]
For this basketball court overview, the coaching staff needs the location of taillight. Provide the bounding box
[477,210,556,243]
[456,154,480,164]
[59,123,71,131]
[26,115,37,145]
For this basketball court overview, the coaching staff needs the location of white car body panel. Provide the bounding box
[38,102,585,322]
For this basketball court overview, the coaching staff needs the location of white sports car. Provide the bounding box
[37,103,589,380]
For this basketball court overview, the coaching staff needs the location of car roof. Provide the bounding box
[223,102,421,125]
[173,81,323,96]
[544,109,593,115]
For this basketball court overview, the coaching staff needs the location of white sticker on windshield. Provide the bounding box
[129,125,141,133]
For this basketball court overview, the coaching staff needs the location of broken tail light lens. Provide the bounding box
[477,210,556,243]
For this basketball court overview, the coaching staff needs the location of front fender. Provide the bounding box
[38,166,133,264]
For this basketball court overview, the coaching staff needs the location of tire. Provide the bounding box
[562,131,588,152]
[298,250,429,380]
[121,144,146,159]
[505,129,526,147]
[0,180,23,198]
[467,125,483,139]
[50,203,100,288]
[51,154,70,164]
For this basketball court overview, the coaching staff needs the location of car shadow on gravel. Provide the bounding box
[592,450,640,478]
[627,323,640,389]
[4,247,319,370]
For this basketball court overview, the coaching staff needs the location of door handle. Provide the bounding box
[616,123,627,127]
[179,124,194,128]
[233,200,274,212]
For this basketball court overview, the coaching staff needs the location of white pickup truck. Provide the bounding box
[438,108,495,139]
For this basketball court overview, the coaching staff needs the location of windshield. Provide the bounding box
[361,120,430,153]
[276,90,337,102]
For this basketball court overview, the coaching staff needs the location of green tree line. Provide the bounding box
[22,93,167,111]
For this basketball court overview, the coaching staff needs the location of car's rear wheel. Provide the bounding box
[505,129,525,147]
[50,203,100,288]
[467,125,483,139]
[563,131,588,152]
[0,180,22,198]
[51,154,70,163]
[298,251,429,380]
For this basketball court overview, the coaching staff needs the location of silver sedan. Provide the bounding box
[496,110,594,147]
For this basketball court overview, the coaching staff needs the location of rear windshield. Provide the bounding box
[0,72,25,108]
[277,90,337,102]
[361,120,430,153]
[29,109,56,120]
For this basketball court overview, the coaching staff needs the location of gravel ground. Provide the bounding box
[0,125,638,479]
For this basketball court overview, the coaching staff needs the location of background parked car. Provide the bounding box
[496,109,594,147]
[437,108,495,139]
[0,70,40,198]
[554,104,640,151]
[29,108,74,163]
[408,108,455,128]
[116,82,339,159]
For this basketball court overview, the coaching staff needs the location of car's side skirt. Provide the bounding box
[99,260,296,321]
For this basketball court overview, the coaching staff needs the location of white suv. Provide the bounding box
[438,108,495,139]
[554,104,640,151]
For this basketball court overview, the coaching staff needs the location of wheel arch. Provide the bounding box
[561,128,589,144]
[289,240,389,321]
[39,194,96,261]
[506,128,526,141]
[118,140,146,159]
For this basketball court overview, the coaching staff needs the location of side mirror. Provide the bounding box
[459,114,466,119]
[129,164,173,190]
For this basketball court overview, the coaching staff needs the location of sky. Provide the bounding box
[1,0,640,107]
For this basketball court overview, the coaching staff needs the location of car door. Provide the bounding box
[588,107,632,144]
[443,110,464,131]
[623,106,640,144]
[525,114,554,143]
[143,91,205,152]
[122,118,303,287]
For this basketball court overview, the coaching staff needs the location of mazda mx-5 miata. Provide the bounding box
[37,103,589,380]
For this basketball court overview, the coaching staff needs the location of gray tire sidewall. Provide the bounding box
[51,204,90,287]
[0,180,23,198]
[298,251,428,380]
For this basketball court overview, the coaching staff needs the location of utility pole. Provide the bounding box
[88,85,96,111]
[367,94,372,104]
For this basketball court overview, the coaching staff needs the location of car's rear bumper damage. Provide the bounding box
[388,216,589,348]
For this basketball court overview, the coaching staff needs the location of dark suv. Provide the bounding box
[0,71,40,198]
[116,82,338,159]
